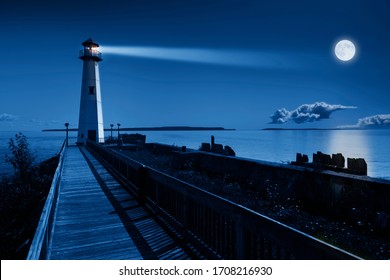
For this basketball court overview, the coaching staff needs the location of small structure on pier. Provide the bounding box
[105,133,146,150]
[77,38,105,145]
[199,135,236,156]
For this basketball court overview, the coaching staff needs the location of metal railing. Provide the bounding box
[87,141,360,260]
[79,49,102,60]
[26,140,67,260]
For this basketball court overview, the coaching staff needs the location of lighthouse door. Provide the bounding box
[88,130,97,142]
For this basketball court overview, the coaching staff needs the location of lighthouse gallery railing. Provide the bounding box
[79,49,102,60]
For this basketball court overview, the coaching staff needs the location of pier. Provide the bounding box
[27,141,360,260]
[28,145,199,260]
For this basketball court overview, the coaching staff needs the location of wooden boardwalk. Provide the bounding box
[48,146,196,260]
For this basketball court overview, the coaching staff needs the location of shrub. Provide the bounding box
[1,133,58,259]
[5,133,36,185]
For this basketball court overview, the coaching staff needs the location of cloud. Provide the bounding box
[339,114,390,129]
[0,113,17,122]
[270,102,356,124]
[270,108,291,124]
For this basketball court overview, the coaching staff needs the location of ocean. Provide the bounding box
[1,129,389,180]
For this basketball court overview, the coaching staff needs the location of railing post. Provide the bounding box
[138,165,148,205]
[234,215,245,259]
[182,196,189,228]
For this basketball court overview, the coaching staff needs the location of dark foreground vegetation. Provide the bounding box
[0,133,59,259]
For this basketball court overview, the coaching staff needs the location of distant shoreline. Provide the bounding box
[119,126,235,131]
[42,128,78,132]
[43,126,235,132]
[262,128,361,131]
[42,127,384,132]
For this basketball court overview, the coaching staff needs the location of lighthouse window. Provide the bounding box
[89,86,95,95]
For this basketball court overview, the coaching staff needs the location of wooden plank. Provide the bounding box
[48,146,192,260]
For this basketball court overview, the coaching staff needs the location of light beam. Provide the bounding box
[100,45,301,69]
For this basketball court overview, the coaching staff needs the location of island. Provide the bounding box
[43,126,235,132]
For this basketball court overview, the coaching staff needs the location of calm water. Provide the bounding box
[1,129,389,180]
[0,131,75,177]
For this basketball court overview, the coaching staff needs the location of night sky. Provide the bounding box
[0,0,389,130]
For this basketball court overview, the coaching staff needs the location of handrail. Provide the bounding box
[27,140,67,260]
[79,49,102,60]
[87,141,361,259]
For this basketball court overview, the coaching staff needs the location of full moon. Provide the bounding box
[335,39,356,61]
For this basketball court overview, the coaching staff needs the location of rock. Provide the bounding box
[200,143,211,151]
[213,143,224,153]
[224,145,236,156]
[331,153,345,168]
[313,151,331,165]
[296,153,309,163]
[347,158,367,175]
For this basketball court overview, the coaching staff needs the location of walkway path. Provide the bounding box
[48,146,194,260]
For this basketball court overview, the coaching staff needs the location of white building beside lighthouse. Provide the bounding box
[77,38,105,145]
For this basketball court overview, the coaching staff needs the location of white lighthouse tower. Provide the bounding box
[77,38,105,145]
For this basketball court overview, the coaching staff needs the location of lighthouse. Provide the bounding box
[77,38,105,145]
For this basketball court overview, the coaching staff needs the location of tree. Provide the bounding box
[5,133,36,184]
[1,133,59,259]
